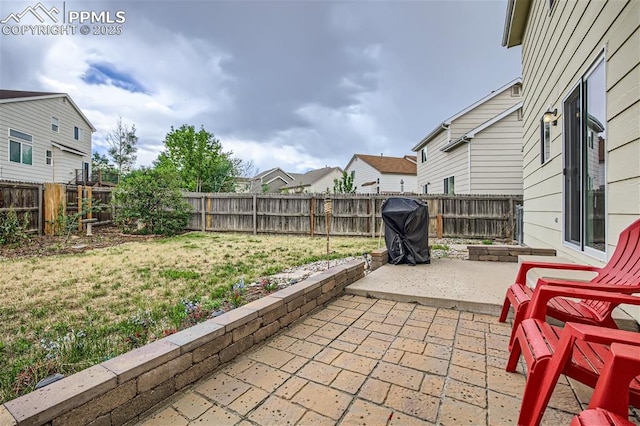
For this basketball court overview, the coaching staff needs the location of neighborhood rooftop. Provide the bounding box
[0,89,63,100]
[349,154,417,175]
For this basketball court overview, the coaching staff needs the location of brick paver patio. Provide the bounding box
[138,294,640,425]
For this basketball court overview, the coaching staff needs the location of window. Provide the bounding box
[540,118,551,164]
[421,147,427,163]
[511,85,522,97]
[51,117,59,132]
[563,56,606,255]
[46,150,53,166]
[517,108,524,121]
[444,176,455,194]
[8,128,33,165]
[74,126,84,141]
[423,184,428,194]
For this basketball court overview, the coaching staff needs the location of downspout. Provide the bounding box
[468,141,471,194]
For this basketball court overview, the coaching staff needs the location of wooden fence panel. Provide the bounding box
[91,188,114,224]
[210,195,253,232]
[0,181,41,233]
[44,183,66,235]
[257,195,311,234]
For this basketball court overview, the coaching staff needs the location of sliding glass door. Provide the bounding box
[563,58,606,255]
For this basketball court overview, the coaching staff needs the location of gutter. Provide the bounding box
[440,136,471,153]
[502,0,515,47]
[412,123,449,152]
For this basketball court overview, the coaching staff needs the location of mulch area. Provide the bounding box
[0,226,158,259]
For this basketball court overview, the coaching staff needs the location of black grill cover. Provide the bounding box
[382,197,430,266]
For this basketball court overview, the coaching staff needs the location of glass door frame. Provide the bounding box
[561,53,607,261]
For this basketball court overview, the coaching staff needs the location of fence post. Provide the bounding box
[201,195,206,232]
[87,187,93,220]
[37,184,43,235]
[436,214,443,239]
[310,197,315,236]
[370,196,376,238]
[508,197,515,240]
[252,195,257,235]
[77,185,83,232]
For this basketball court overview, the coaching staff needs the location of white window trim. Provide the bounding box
[74,126,84,141]
[46,149,53,166]
[51,117,59,133]
[8,128,33,166]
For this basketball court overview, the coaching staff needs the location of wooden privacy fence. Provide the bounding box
[0,180,522,239]
[0,182,42,234]
[0,182,114,236]
[183,193,523,240]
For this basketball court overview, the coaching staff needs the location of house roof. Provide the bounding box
[0,90,61,99]
[441,101,523,152]
[0,90,97,131]
[502,0,532,48]
[346,154,417,176]
[281,167,342,189]
[252,167,295,182]
[412,77,522,151]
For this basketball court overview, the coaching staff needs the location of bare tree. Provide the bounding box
[237,159,258,178]
[107,117,138,183]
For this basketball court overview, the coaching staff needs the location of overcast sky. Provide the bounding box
[0,0,521,175]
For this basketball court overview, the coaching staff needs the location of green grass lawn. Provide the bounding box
[0,232,379,403]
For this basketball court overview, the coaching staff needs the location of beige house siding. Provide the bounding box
[513,0,639,321]
[308,169,343,193]
[378,173,417,194]
[450,87,522,140]
[469,111,524,194]
[0,97,91,183]
[345,158,380,194]
[418,132,469,194]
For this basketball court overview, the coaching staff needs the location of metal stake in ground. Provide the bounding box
[324,197,332,269]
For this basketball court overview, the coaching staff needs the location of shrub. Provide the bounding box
[0,208,31,245]
[113,167,191,236]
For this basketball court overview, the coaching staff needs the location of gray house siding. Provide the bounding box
[469,111,524,194]
[0,97,91,183]
[450,87,522,140]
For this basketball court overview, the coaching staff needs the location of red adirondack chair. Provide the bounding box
[506,285,640,426]
[499,217,640,348]
[572,409,635,426]
[571,342,640,426]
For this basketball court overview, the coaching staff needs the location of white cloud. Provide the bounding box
[1,1,521,175]
[26,18,234,166]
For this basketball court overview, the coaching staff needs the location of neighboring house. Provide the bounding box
[344,154,417,194]
[234,177,251,193]
[412,79,524,195]
[0,90,95,184]
[249,167,295,193]
[502,0,639,276]
[280,166,343,194]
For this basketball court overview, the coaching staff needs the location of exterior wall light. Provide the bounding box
[543,108,558,125]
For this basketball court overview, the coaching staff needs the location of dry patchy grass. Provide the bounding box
[0,231,378,402]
